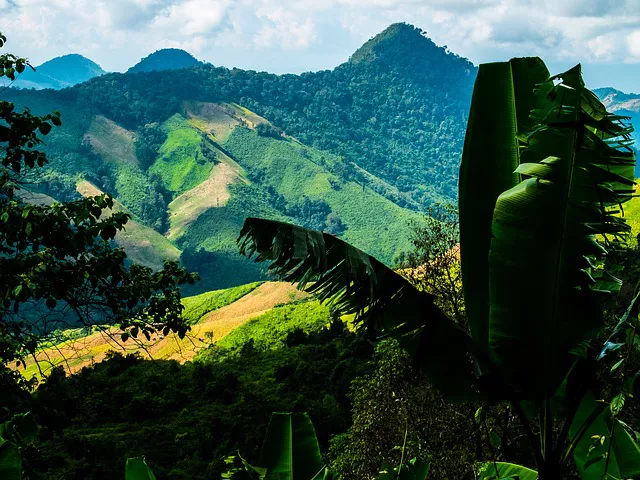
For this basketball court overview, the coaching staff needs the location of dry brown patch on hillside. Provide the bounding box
[19,282,307,377]
[167,161,243,241]
[84,115,138,166]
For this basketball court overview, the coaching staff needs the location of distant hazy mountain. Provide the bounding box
[10,54,105,90]
[127,48,201,74]
[595,87,639,173]
[595,87,639,139]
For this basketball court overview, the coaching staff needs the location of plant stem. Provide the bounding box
[510,400,544,470]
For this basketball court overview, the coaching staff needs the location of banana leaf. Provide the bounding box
[485,65,635,398]
[238,218,480,401]
[0,439,21,480]
[459,57,550,350]
[125,457,157,480]
[477,461,538,480]
[570,393,640,479]
[259,412,324,480]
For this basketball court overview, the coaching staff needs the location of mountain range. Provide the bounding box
[4,23,638,292]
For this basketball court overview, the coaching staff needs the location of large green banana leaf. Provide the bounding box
[570,393,640,479]
[238,218,480,401]
[459,57,550,351]
[476,461,538,480]
[125,457,157,480]
[0,440,21,480]
[486,65,635,398]
[259,412,324,480]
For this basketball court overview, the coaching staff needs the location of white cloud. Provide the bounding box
[0,0,638,79]
[628,30,640,60]
[254,7,315,49]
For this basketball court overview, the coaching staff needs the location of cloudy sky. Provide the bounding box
[1,0,639,91]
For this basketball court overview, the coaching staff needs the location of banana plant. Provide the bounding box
[237,58,638,479]
[125,413,429,480]
[0,413,38,480]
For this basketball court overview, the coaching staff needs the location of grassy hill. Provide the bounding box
[18,281,308,379]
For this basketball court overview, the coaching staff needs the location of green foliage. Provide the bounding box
[24,324,373,479]
[476,462,537,480]
[181,282,262,324]
[0,412,38,480]
[134,123,166,171]
[328,341,475,479]
[125,457,157,480]
[214,300,333,354]
[257,413,324,480]
[149,114,214,194]
[239,58,640,479]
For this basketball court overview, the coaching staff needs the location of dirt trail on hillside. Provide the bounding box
[19,282,306,377]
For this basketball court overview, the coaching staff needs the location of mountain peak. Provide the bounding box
[348,22,473,74]
[127,49,201,74]
[349,23,436,64]
[10,53,105,90]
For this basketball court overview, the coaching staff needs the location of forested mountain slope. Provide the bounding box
[127,48,202,73]
[6,22,475,205]
[3,92,419,291]
[3,22,475,289]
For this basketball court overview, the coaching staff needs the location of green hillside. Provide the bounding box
[150,114,214,194]
[0,93,420,290]
[6,23,474,209]
[127,48,201,73]
[2,22,469,290]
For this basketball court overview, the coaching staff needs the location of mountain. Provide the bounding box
[4,23,476,290]
[127,48,202,73]
[10,54,105,89]
[595,88,639,139]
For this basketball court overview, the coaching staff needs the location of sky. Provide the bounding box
[0,0,639,92]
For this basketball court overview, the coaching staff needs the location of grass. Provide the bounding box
[182,282,262,324]
[622,184,640,244]
[150,114,214,194]
[216,299,333,352]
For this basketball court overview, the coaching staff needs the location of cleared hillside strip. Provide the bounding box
[17,282,305,378]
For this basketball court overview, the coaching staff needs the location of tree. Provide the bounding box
[237,58,640,479]
[398,204,464,325]
[0,34,197,394]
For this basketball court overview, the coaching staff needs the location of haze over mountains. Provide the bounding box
[4,23,638,291]
[9,54,106,90]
